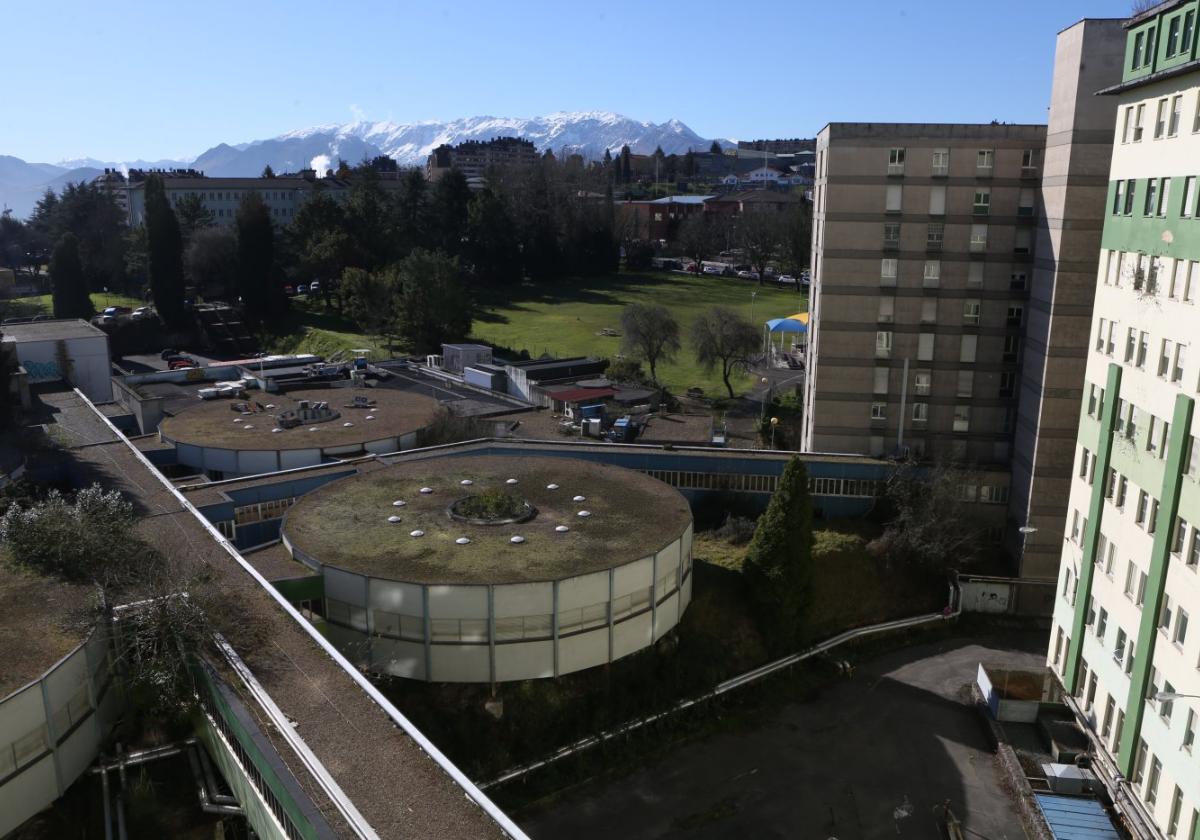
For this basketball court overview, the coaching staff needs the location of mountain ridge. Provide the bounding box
[2,111,732,217]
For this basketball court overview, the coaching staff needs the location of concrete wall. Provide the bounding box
[0,627,118,837]
[164,435,406,478]
[11,335,112,403]
[311,522,694,683]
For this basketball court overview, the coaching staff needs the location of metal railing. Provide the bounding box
[481,581,961,790]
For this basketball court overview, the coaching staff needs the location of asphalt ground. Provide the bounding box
[521,631,1048,840]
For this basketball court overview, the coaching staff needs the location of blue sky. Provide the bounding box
[6,0,1133,163]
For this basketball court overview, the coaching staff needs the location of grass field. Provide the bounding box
[1,292,145,320]
[471,271,806,396]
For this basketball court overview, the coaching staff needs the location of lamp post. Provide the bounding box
[1154,691,1200,702]
[770,416,779,449]
[750,290,757,325]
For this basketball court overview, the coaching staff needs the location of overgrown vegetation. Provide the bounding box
[454,489,527,521]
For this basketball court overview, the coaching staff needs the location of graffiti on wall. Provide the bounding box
[23,360,64,383]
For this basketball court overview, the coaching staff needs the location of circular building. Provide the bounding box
[160,388,440,477]
[280,454,694,682]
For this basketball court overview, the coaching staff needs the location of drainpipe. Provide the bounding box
[99,766,113,840]
[186,745,244,816]
[115,743,128,840]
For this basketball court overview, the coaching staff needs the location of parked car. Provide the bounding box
[131,306,156,320]
[684,263,698,273]
[168,356,199,370]
[702,264,723,275]
[737,270,760,281]
[31,314,51,321]
[283,285,295,296]
[776,274,797,286]
[103,306,132,317]
[92,314,115,326]
[1,317,30,325]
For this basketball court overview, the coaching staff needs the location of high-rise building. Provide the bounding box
[425,136,539,183]
[1008,19,1127,584]
[802,122,1046,464]
[1051,1,1200,833]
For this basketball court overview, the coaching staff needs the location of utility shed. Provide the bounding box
[442,343,492,373]
[2,319,112,402]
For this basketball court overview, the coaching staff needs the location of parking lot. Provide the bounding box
[521,632,1047,840]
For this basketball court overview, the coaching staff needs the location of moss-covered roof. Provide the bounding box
[282,455,691,584]
[159,387,439,451]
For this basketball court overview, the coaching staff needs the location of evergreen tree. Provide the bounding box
[343,170,395,271]
[466,189,522,285]
[393,168,429,255]
[143,175,188,330]
[709,140,723,155]
[50,232,93,319]
[261,164,276,178]
[620,145,632,184]
[429,169,472,256]
[396,249,471,353]
[174,193,215,242]
[234,192,284,325]
[742,456,814,651]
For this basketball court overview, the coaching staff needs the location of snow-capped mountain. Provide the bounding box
[1,112,730,217]
[193,111,727,176]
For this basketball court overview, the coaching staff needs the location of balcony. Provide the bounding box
[931,164,949,177]
[1020,165,1039,180]
[882,238,900,251]
[887,163,905,176]
[975,165,994,178]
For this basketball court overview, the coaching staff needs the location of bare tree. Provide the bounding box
[867,459,989,572]
[620,303,680,384]
[690,306,760,398]
[677,213,721,272]
[734,211,783,284]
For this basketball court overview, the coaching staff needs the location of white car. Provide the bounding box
[777,274,797,286]
[702,265,723,275]
[737,270,760,280]
[131,306,155,320]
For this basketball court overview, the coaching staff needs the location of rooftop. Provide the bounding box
[0,566,94,699]
[2,318,108,342]
[282,454,691,584]
[38,385,511,838]
[159,387,440,451]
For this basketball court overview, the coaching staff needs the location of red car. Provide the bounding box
[167,356,199,370]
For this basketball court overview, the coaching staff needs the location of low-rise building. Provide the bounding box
[3,319,112,403]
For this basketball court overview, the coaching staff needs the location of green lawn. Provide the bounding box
[472,271,806,396]
[1,292,145,320]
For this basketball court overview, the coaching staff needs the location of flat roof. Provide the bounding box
[0,568,94,699]
[282,454,691,584]
[47,386,511,838]
[2,318,107,342]
[159,387,440,451]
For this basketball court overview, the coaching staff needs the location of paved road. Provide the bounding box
[521,632,1047,840]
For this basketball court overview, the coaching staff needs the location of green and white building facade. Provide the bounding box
[1052,2,1200,835]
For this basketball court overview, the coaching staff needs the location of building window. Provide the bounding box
[883,223,900,248]
[1156,98,1169,138]
[957,370,974,398]
[1145,178,1159,216]
[923,260,941,286]
[1122,106,1135,143]
[1017,187,1035,217]
[1168,15,1182,55]
[913,371,931,395]
[928,185,946,215]
[1020,148,1037,172]
[1002,334,1019,363]
[1010,271,1028,291]
[1136,490,1150,527]
[1159,178,1172,217]
[874,367,890,394]
[1189,529,1200,568]
[1014,229,1032,254]
[1097,607,1109,642]
[1183,176,1197,218]
[968,262,984,286]
[1168,787,1184,837]
[967,224,986,253]
[931,148,949,176]
[962,300,981,325]
[920,299,937,324]
[888,148,905,175]
[870,402,887,421]
[960,334,977,363]
[875,331,893,359]
[1137,330,1149,368]
[1170,95,1183,136]
[953,405,970,433]
[1184,10,1196,52]
[911,402,928,423]
[881,258,898,283]
[926,223,944,250]
[1185,708,1196,751]
[1145,756,1162,807]
[917,333,934,361]
[877,297,894,323]
[1173,343,1186,383]
[976,149,994,173]
[973,189,991,215]
[1102,695,1115,737]
[885,184,903,212]
[1176,608,1189,647]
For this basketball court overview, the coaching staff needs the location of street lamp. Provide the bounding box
[1154,691,1200,702]
[769,416,779,449]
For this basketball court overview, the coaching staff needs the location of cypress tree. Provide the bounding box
[51,232,93,319]
[144,174,188,330]
[234,192,283,326]
[742,456,814,652]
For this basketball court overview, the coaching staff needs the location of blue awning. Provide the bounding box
[1034,794,1120,839]
[766,318,807,334]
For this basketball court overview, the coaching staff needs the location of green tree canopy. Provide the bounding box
[340,266,399,345]
[742,456,814,652]
[50,232,93,319]
[174,193,215,243]
[144,174,188,330]
[185,226,238,301]
[466,189,522,286]
[430,169,473,255]
[396,249,471,353]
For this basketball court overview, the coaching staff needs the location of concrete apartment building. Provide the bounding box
[1051,1,1200,834]
[802,122,1047,466]
[425,136,539,183]
[1007,20,1127,582]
